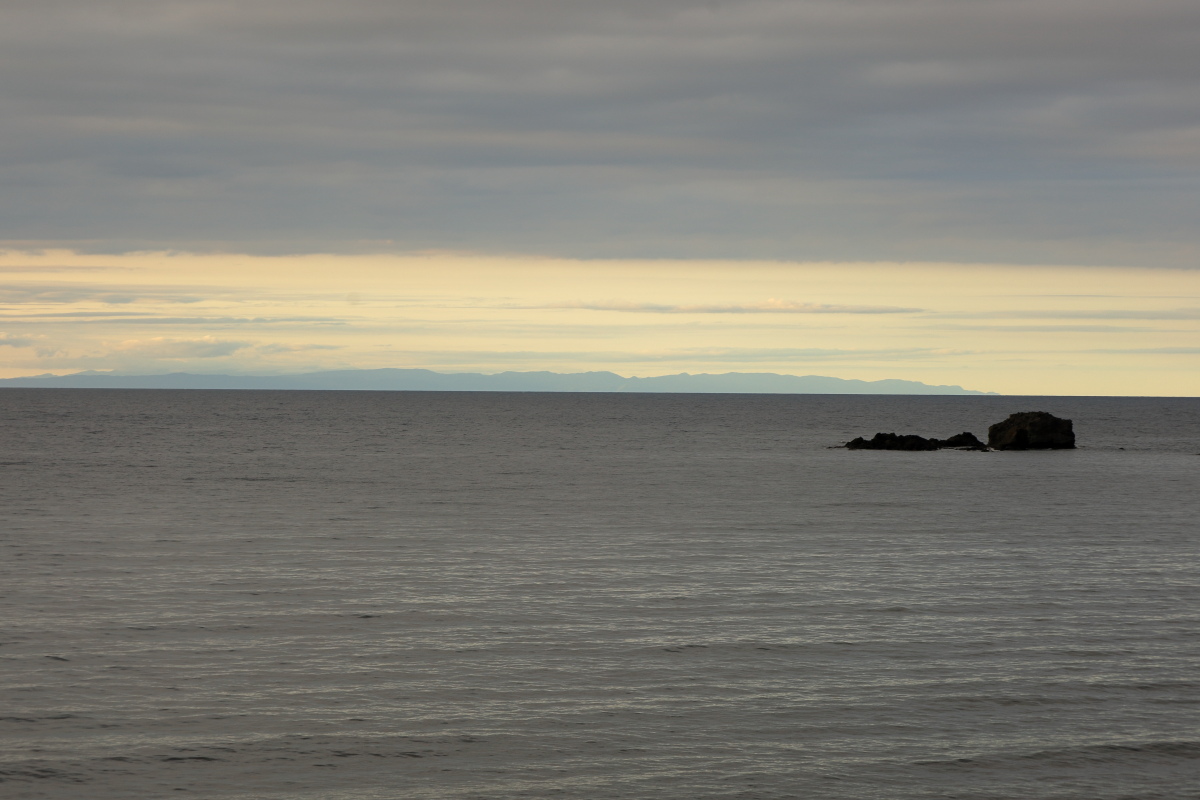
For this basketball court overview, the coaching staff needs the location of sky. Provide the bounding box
[1,0,1198,395]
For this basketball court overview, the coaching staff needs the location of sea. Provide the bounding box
[1,389,1197,800]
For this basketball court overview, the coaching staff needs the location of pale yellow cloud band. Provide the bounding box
[0,249,1197,396]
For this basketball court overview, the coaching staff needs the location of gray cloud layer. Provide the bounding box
[3,0,1199,263]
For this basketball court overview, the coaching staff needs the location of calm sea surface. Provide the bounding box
[1,390,1198,799]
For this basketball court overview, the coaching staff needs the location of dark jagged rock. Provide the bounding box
[846,432,940,451]
[987,411,1075,450]
[845,414,1077,452]
[843,430,988,451]
[935,432,987,450]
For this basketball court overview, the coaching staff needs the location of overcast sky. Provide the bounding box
[1,1,1198,393]
[3,0,1200,263]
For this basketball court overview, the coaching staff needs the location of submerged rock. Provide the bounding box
[987,411,1075,450]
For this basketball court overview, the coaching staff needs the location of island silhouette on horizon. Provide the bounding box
[0,368,997,395]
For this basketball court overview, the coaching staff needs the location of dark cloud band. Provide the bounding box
[2,0,1198,263]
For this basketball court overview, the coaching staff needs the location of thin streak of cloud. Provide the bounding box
[256,343,343,354]
[0,315,349,325]
[942,308,1200,320]
[521,299,924,314]
[385,346,974,365]
[0,311,163,318]
[1086,347,1200,354]
[1001,294,1200,299]
[644,347,975,361]
[0,285,206,304]
[112,336,251,359]
[0,265,121,273]
[930,324,1183,333]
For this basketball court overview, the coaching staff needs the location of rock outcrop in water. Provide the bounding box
[844,414,1080,452]
[845,431,987,451]
[846,432,939,451]
[936,432,987,449]
[987,411,1075,450]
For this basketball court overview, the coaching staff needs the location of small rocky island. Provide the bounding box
[844,411,1075,451]
[987,411,1075,450]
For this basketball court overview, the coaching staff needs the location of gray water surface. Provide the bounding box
[1,390,1198,799]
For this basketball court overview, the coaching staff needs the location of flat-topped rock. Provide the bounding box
[987,411,1075,450]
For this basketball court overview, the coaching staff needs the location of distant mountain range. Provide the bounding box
[0,368,996,395]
